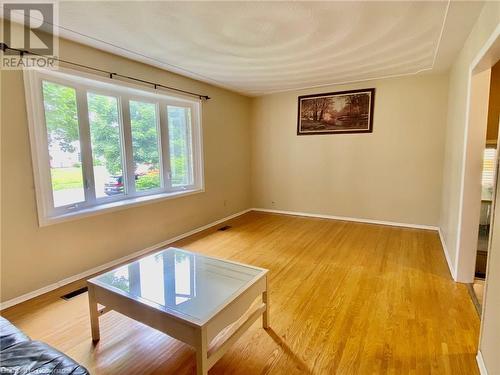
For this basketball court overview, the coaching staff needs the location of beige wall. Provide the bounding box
[439,2,499,281]
[251,74,449,227]
[0,34,252,302]
[455,68,491,283]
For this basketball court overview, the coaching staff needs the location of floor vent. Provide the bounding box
[218,225,231,231]
[61,287,88,300]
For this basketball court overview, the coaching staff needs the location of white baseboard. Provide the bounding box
[0,208,252,310]
[438,228,458,281]
[0,207,454,309]
[251,208,460,281]
[477,351,488,375]
[252,208,439,231]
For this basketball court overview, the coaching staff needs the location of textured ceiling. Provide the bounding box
[7,1,485,96]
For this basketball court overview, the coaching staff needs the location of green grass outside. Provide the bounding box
[51,167,83,191]
[136,173,161,190]
[51,167,179,191]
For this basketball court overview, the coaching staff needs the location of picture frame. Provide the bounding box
[297,88,375,135]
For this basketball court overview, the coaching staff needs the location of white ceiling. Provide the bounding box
[9,1,485,96]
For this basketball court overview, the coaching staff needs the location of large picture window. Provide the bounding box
[25,68,204,225]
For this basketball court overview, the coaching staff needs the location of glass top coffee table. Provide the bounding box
[87,247,269,375]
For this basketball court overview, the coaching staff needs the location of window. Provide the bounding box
[168,106,194,187]
[25,68,203,225]
[87,92,125,199]
[481,147,497,200]
[129,100,162,191]
[42,81,85,207]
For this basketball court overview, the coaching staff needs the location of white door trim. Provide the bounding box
[455,24,500,282]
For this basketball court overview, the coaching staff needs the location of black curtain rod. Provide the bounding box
[0,43,211,100]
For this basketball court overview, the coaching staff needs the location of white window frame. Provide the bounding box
[24,67,204,226]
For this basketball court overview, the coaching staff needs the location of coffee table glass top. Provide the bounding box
[89,247,265,323]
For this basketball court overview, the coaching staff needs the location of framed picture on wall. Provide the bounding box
[297,88,375,135]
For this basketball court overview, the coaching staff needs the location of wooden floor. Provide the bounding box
[2,212,480,374]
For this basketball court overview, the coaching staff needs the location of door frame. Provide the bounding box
[455,24,500,283]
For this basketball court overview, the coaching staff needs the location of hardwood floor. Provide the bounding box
[1,212,480,374]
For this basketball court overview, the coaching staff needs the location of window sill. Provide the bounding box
[40,188,204,227]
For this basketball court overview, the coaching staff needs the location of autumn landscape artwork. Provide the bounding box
[297,88,375,135]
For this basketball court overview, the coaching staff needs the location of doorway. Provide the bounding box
[456,35,499,318]
[469,62,500,312]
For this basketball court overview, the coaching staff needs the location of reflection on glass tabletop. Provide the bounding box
[89,247,266,323]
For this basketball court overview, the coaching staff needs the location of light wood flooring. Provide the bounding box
[1,212,480,374]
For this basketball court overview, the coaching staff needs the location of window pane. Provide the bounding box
[87,93,124,198]
[42,81,85,207]
[481,147,496,200]
[167,106,193,187]
[129,100,161,191]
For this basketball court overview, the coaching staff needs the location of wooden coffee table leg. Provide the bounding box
[262,275,269,329]
[88,284,100,342]
[196,327,208,375]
